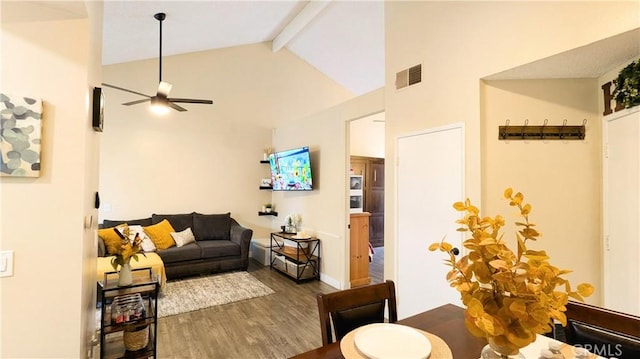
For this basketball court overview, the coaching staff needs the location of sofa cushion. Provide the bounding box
[98,225,126,255]
[144,219,176,250]
[155,242,201,263]
[152,213,194,232]
[103,217,152,228]
[198,240,240,259]
[193,212,231,240]
[171,227,196,248]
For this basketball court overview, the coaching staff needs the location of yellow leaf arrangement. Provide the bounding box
[110,225,145,271]
[429,188,594,355]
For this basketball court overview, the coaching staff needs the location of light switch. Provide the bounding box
[0,250,14,277]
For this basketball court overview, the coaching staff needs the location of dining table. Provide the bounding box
[290,303,487,359]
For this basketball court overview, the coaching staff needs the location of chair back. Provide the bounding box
[316,280,397,345]
[562,301,640,359]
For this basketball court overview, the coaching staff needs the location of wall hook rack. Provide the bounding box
[498,119,586,140]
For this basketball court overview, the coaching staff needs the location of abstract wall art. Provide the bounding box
[0,93,43,177]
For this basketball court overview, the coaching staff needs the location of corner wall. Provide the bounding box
[384,1,639,299]
[100,43,353,239]
[481,79,601,303]
[1,3,102,356]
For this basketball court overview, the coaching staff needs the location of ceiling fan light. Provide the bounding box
[150,97,170,115]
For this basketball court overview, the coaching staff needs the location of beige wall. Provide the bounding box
[100,43,352,239]
[350,112,385,158]
[0,2,102,357]
[384,1,639,298]
[272,88,384,288]
[481,79,601,302]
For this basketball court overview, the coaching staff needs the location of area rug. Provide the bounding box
[157,271,274,318]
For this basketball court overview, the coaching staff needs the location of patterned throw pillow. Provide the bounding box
[143,219,176,250]
[127,225,156,252]
[170,227,196,248]
[98,225,126,255]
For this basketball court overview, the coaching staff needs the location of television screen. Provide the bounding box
[269,146,313,191]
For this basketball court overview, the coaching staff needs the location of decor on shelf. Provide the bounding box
[284,213,301,233]
[264,203,273,213]
[0,93,42,177]
[263,146,273,161]
[110,225,145,286]
[429,188,594,359]
[613,59,640,109]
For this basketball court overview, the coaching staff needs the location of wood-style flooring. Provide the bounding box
[156,260,336,358]
[155,249,385,358]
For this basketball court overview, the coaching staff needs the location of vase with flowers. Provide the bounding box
[430,188,594,358]
[110,225,145,286]
[284,213,302,234]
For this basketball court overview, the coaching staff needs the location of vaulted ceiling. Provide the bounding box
[102,1,385,96]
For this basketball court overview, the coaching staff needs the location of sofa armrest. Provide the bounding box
[230,218,253,269]
[97,236,107,257]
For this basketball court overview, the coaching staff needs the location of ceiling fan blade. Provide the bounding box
[168,98,214,104]
[102,83,152,98]
[165,101,187,112]
[157,81,172,97]
[122,98,151,106]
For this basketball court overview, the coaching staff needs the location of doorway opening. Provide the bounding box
[348,112,385,285]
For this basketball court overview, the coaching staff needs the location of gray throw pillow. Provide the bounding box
[151,213,195,232]
[193,212,231,240]
[102,217,152,228]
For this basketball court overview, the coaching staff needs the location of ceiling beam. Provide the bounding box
[272,0,331,52]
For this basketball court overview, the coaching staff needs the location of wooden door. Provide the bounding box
[350,156,385,247]
[350,212,371,287]
[368,159,385,247]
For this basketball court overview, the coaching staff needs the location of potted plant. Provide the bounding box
[613,59,640,109]
[264,203,272,213]
[430,188,594,358]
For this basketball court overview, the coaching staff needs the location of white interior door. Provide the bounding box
[396,124,464,319]
[604,108,640,316]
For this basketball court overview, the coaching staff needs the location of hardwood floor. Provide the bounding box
[156,260,337,358]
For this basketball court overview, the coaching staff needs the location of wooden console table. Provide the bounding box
[270,232,320,283]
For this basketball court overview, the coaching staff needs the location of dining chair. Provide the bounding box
[316,280,398,345]
[559,301,640,359]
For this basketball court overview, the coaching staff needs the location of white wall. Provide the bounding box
[350,112,385,158]
[0,2,102,357]
[100,43,352,240]
[481,79,601,303]
[272,88,384,288]
[384,1,639,302]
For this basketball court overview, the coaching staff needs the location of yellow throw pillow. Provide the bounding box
[144,219,176,250]
[98,225,126,255]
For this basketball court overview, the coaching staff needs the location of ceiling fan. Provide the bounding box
[102,13,213,113]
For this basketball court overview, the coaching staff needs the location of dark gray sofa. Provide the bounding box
[99,212,253,280]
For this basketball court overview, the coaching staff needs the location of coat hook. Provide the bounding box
[579,119,587,139]
[501,119,510,139]
[521,119,528,139]
[560,119,567,139]
[540,119,548,139]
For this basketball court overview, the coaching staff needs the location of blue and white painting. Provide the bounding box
[0,93,42,177]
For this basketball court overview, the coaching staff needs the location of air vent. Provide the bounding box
[395,64,422,90]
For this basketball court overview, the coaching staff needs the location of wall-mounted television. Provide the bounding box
[269,146,313,191]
